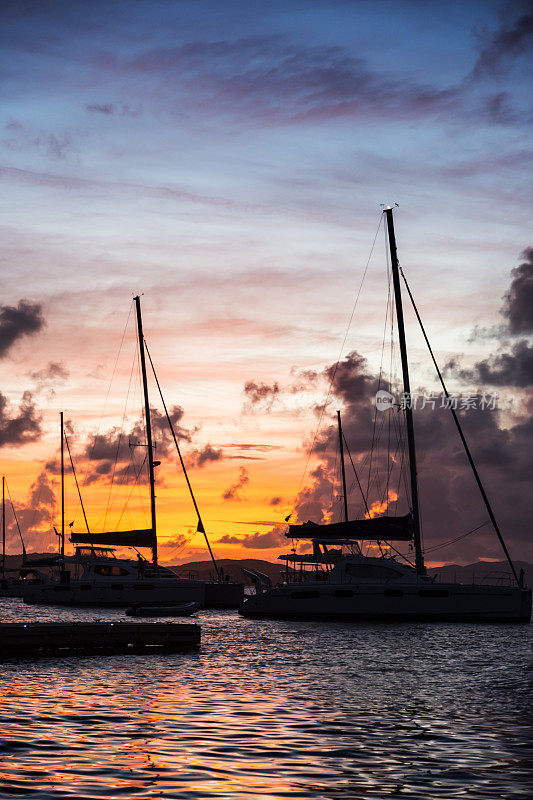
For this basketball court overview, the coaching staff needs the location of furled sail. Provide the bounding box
[287,514,413,542]
[70,529,156,547]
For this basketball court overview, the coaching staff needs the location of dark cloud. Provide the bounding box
[216,524,286,549]
[325,351,379,405]
[243,380,280,410]
[28,471,56,523]
[160,533,191,552]
[87,103,114,115]
[269,496,282,506]
[81,405,191,485]
[187,443,223,468]
[44,458,73,475]
[216,534,242,545]
[295,462,340,525]
[222,467,249,501]
[86,102,141,117]
[241,369,323,414]
[0,300,44,357]
[294,345,533,562]
[30,361,69,382]
[472,12,533,78]
[240,527,286,549]
[448,248,533,387]
[29,361,69,395]
[0,391,42,447]
[453,340,533,387]
[289,368,320,393]
[502,247,533,334]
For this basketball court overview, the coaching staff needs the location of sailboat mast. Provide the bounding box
[384,207,425,575]
[2,476,5,580]
[134,296,158,567]
[337,410,349,523]
[60,411,65,560]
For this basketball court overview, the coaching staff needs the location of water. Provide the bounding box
[0,598,531,799]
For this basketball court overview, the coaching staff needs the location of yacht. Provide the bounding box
[240,208,531,623]
[23,545,206,607]
[22,297,243,609]
[240,541,530,622]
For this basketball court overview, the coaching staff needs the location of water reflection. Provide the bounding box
[0,599,531,798]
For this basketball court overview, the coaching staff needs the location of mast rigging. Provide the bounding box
[144,342,221,581]
[384,206,425,575]
[134,296,158,566]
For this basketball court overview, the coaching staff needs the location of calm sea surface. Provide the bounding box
[0,598,531,799]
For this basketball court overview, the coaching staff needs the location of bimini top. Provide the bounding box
[70,529,156,548]
[287,513,413,542]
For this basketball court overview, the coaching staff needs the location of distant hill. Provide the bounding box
[3,553,55,571]
[3,553,531,588]
[169,558,284,585]
[427,560,532,586]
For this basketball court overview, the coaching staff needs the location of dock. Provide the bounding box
[0,622,200,657]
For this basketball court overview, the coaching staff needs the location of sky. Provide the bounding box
[0,0,532,568]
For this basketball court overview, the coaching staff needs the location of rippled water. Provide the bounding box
[0,598,531,799]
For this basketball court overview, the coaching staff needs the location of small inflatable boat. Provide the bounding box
[125,601,201,617]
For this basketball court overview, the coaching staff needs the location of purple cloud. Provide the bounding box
[0,391,42,447]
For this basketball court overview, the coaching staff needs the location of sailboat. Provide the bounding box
[23,297,244,609]
[240,208,532,622]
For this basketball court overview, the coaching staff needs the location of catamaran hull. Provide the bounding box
[240,583,532,622]
[22,581,206,608]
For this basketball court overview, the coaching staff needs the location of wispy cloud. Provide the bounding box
[221,466,249,502]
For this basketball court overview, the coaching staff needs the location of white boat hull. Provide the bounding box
[240,582,532,622]
[22,579,206,608]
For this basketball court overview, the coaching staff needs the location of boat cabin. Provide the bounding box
[74,546,118,561]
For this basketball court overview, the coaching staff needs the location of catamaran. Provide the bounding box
[240,208,531,622]
[23,297,244,609]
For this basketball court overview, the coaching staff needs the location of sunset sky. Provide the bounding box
[1,0,532,568]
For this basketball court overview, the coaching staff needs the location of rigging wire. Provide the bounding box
[5,480,26,557]
[289,213,384,520]
[365,224,391,504]
[423,520,490,554]
[343,433,369,516]
[114,453,148,531]
[103,324,139,531]
[64,434,90,534]
[144,339,221,581]
[82,303,134,489]
[400,266,520,585]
